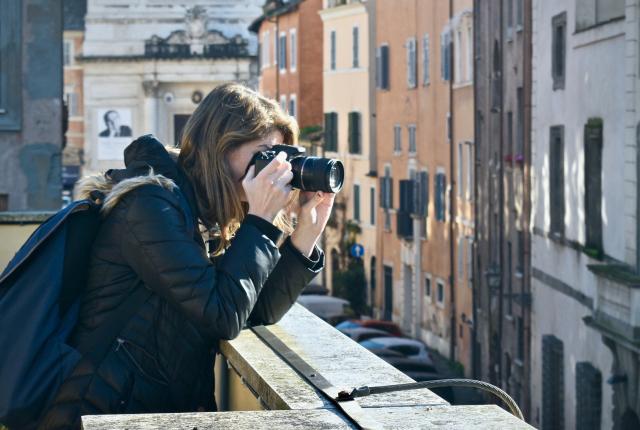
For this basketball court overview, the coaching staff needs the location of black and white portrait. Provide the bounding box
[97,108,133,160]
[98,109,132,138]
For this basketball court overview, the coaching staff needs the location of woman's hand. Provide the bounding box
[243,151,293,223]
[291,191,336,257]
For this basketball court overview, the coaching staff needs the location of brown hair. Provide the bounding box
[178,83,299,256]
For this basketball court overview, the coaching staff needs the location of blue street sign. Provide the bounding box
[350,243,364,258]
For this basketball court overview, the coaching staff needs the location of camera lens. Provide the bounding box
[291,157,344,193]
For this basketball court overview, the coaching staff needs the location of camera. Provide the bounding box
[249,144,344,193]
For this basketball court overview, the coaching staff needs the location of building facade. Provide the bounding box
[319,0,377,303]
[474,0,532,418]
[374,0,475,371]
[251,0,324,133]
[80,0,263,176]
[0,0,64,211]
[63,0,87,199]
[531,0,639,428]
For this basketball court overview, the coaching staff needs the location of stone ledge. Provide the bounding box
[0,211,55,224]
[83,305,535,429]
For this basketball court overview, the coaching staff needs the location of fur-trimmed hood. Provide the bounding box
[76,135,199,218]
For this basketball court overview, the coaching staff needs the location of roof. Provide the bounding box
[63,0,87,31]
[248,0,304,33]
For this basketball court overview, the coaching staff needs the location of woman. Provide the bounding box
[39,83,334,428]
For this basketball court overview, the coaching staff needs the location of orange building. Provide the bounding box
[62,0,87,199]
[250,0,324,134]
[375,0,474,374]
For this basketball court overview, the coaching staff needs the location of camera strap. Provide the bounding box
[251,325,383,430]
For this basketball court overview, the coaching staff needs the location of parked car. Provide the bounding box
[296,295,354,321]
[338,327,390,342]
[335,319,404,337]
[359,337,434,365]
[381,356,454,402]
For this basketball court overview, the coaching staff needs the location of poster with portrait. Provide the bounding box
[96,108,133,160]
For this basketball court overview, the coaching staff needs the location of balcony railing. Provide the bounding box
[0,215,535,429]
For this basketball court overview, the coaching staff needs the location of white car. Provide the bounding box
[338,327,389,343]
[359,337,434,364]
[296,295,351,321]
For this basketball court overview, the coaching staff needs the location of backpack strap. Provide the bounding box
[75,285,152,365]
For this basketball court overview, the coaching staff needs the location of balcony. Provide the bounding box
[0,214,534,429]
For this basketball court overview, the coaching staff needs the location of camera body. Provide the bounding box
[251,144,344,193]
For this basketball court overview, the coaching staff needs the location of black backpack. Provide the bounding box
[0,198,150,428]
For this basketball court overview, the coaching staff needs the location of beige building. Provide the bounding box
[319,0,377,304]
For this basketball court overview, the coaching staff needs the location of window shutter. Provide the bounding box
[380,177,387,209]
[542,335,564,430]
[331,31,336,70]
[348,112,360,154]
[584,119,603,255]
[575,362,602,430]
[381,45,390,89]
[423,34,430,85]
[353,27,359,68]
[376,47,382,88]
[355,112,361,153]
[418,171,429,217]
[388,177,394,209]
[549,126,565,236]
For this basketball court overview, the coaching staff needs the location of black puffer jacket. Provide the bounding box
[38,136,324,429]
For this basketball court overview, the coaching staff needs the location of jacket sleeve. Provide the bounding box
[247,236,325,326]
[119,186,281,341]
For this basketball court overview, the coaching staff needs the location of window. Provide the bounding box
[422,34,430,86]
[290,30,297,71]
[467,238,473,288]
[507,241,513,315]
[330,30,337,70]
[406,37,417,88]
[348,112,362,154]
[383,265,393,320]
[457,142,464,197]
[380,166,393,230]
[516,0,524,29]
[585,118,603,257]
[492,40,501,111]
[436,279,445,304]
[0,0,22,130]
[370,186,376,225]
[394,125,402,153]
[446,112,451,142]
[425,275,432,298]
[542,335,564,430]
[576,0,625,31]
[441,31,451,81]
[435,172,446,222]
[279,33,287,72]
[506,0,514,39]
[353,26,359,68]
[0,194,8,211]
[418,171,429,239]
[549,126,565,237]
[377,45,390,89]
[575,362,602,430]
[354,184,361,221]
[262,31,270,68]
[288,94,296,118]
[457,236,464,279]
[408,125,416,153]
[516,229,525,275]
[552,12,566,90]
[391,345,420,356]
[65,92,78,117]
[63,40,73,66]
[508,111,514,157]
[454,30,461,83]
[324,112,338,152]
[274,31,278,66]
[370,256,377,292]
[517,87,524,156]
[279,95,287,112]
[466,142,473,201]
[466,26,473,82]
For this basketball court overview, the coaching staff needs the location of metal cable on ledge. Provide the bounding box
[339,378,524,421]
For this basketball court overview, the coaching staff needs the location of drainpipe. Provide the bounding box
[637,123,640,274]
[448,0,457,362]
[497,1,505,387]
[471,0,479,380]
